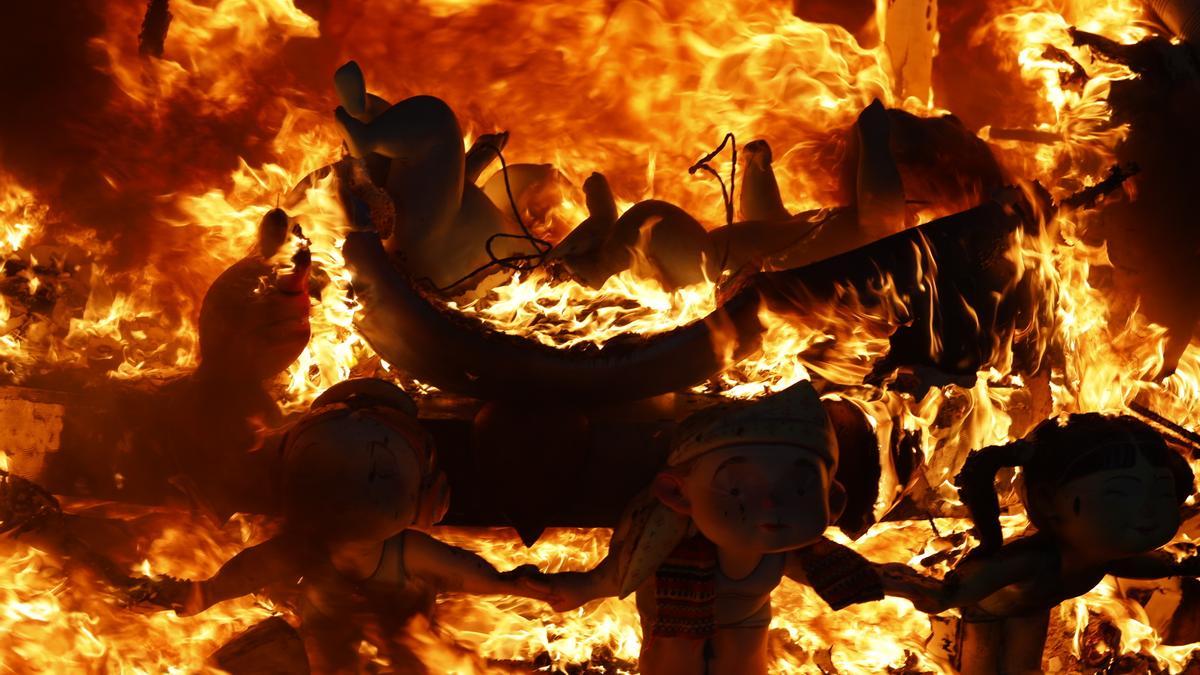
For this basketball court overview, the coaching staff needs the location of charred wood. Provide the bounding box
[137,0,171,58]
[1072,27,1200,377]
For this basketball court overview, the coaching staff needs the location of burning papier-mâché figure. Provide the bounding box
[539,380,937,675]
[128,378,549,672]
[925,413,1199,674]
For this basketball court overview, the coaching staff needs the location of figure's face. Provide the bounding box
[342,425,425,541]
[664,444,836,554]
[1050,453,1180,560]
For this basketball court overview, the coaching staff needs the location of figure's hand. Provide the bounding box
[543,574,603,613]
[121,575,206,616]
[497,564,554,602]
[878,562,948,615]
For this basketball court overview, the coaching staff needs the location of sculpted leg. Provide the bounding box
[958,620,1002,675]
[999,612,1050,674]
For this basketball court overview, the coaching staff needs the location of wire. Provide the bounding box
[434,143,554,293]
[688,133,737,228]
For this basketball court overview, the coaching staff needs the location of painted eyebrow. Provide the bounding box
[1103,476,1142,486]
[713,456,750,474]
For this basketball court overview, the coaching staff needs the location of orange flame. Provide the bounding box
[4,0,1200,671]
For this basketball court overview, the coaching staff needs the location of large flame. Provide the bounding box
[4,0,1200,671]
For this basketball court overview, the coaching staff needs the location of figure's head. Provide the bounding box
[1024,414,1191,559]
[958,413,1193,559]
[653,380,843,554]
[281,379,449,544]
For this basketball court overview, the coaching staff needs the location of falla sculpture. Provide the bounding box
[916,414,1200,674]
[529,380,940,675]
[126,379,550,672]
[27,45,1199,673]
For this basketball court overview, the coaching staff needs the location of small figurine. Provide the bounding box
[332,61,538,290]
[128,378,548,672]
[934,413,1197,674]
[540,380,935,675]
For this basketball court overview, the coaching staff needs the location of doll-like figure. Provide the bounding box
[129,378,548,672]
[541,380,935,675]
[935,413,1197,674]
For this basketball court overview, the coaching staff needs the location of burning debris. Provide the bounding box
[6,0,1200,673]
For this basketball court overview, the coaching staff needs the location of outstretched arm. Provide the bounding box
[1108,551,1200,579]
[128,531,313,616]
[876,562,948,614]
[941,548,1044,609]
[782,543,944,613]
[401,530,550,599]
[541,548,623,612]
[188,531,312,614]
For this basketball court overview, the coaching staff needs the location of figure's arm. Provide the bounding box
[875,562,948,614]
[782,544,938,612]
[537,511,644,612]
[941,548,1043,609]
[128,531,312,616]
[1107,551,1200,579]
[401,530,549,599]
[541,548,623,612]
[191,531,312,613]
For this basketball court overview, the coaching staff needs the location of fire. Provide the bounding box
[451,270,717,350]
[5,0,1200,671]
[0,175,44,380]
[94,0,319,110]
[433,528,642,669]
[0,512,279,671]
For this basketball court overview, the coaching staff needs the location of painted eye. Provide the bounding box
[730,488,741,497]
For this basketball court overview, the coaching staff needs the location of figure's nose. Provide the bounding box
[762,484,788,509]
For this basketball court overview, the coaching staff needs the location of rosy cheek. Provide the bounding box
[717,493,745,522]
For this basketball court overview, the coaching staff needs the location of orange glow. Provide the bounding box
[4,0,1200,671]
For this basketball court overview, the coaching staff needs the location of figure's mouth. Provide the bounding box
[1132,524,1156,534]
[760,522,787,532]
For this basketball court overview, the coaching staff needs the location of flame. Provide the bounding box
[0,513,279,672]
[5,0,1200,671]
[94,0,319,111]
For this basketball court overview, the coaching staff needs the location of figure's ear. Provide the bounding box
[827,479,848,523]
[411,469,448,528]
[652,472,691,515]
